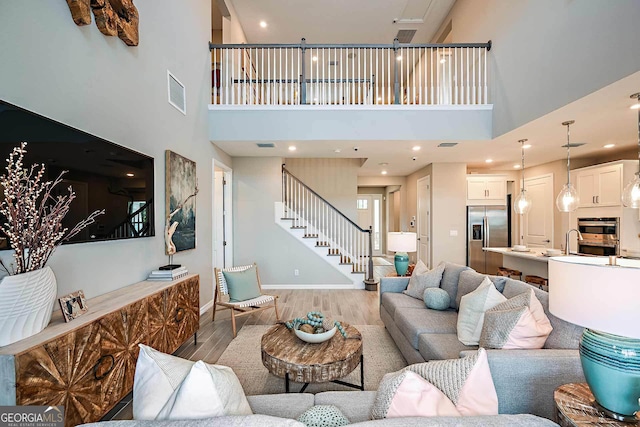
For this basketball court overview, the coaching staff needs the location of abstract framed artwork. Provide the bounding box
[59,290,88,323]
[165,150,197,253]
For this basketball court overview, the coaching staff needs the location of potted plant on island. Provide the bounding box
[0,143,104,346]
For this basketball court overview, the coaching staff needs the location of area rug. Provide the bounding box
[217,325,407,395]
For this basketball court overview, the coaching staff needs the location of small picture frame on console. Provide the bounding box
[59,290,88,323]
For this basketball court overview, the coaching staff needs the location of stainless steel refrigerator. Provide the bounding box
[467,205,510,275]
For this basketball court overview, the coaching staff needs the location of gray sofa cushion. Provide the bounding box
[395,308,458,349]
[349,415,559,426]
[247,394,314,419]
[380,292,426,318]
[418,333,478,361]
[441,262,471,309]
[455,270,507,309]
[79,415,306,426]
[502,279,582,349]
[314,391,377,424]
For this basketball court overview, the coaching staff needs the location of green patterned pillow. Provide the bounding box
[297,405,349,427]
[223,266,261,302]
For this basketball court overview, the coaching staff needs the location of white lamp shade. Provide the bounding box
[387,232,417,253]
[549,257,640,339]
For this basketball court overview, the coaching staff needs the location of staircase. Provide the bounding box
[275,166,375,289]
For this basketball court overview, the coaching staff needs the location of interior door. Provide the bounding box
[524,174,554,248]
[417,177,430,267]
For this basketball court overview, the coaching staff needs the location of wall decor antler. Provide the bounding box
[65,0,139,46]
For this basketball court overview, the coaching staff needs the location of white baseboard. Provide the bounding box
[261,283,365,290]
[200,299,213,315]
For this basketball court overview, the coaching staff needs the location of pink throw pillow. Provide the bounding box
[480,289,553,349]
[371,348,498,419]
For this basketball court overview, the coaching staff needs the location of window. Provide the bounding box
[357,199,368,210]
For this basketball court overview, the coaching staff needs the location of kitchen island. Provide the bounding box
[483,247,561,282]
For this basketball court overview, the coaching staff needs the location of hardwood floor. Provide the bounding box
[104,258,396,421]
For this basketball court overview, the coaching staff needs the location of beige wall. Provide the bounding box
[404,163,467,266]
[285,158,361,221]
[436,0,640,137]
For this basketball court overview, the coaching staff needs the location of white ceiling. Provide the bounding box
[227,0,456,44]
[214,1,640,177]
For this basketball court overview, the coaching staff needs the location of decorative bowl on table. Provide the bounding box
[512,245,529,252]
[294,326,337,343]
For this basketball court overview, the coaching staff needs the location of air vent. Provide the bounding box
[167,71,186,115]
[329,60,339,66]
[562,143,586,148]
[256,143,276,148]
[438,142,458,148]
[396,29,417,43]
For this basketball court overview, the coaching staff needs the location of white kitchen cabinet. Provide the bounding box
[575,164,622,208]
[466,176,506,205]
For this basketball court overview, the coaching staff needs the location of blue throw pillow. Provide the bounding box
[423,287,450,311]
[223,266,261,302]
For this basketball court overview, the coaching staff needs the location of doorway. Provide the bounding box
[417,176,431,267]
[356,194,382,256]
[523,174,554,248]
[213,160,232,269]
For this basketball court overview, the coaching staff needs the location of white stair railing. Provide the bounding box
[282,165,374,283]
[210,39,492,106]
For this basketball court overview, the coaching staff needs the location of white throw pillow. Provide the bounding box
[133,344,252,420]
[457,277,507,346]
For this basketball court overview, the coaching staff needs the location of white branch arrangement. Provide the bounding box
[0,143,105,275]
[165,186,199,255]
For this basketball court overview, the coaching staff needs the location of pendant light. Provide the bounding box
[514,138,532,214]
[622,92,640,208]
[556,120,580,212]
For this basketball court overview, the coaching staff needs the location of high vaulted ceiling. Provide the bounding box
[214,1,640,176]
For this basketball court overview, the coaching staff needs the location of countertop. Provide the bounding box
[483,247,564,263]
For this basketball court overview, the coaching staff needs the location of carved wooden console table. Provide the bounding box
[0,274,199,427]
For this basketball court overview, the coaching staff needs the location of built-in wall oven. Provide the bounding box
[577,217,619,256]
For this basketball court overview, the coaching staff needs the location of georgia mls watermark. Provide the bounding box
[0,406,64,427]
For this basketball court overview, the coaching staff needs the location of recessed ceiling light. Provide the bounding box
[312,56,318,62]
[439,58,446,64]
[485,159,493,163]
[513,164,521,169]
[377,96,382,101]
[288,146,296,151]
[379,162,388,166]
[412,146,421,151]
[396,55,402,61]
[630,103,640,110]
[523,144,532,149]
[604,143,615,148]
[126,173,135,177]
[259,21,267,28]
[334,149,341,153]
[381,170,388,175]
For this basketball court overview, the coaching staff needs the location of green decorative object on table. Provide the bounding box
[284,311,350,339]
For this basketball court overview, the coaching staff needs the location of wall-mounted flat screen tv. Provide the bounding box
[0,100,154,248]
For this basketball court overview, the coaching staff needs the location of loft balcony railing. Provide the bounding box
[209,39,491,107]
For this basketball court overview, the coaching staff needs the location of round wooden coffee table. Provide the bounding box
[261,323,363,393]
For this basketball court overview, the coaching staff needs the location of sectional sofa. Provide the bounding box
[380,262,586,420]
[86,391,559,426]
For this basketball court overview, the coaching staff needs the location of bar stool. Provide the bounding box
[525,275,548,291]
[497,267,522,281]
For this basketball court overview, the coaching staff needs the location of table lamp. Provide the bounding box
[387,232,417,276]
[549,256,640,421]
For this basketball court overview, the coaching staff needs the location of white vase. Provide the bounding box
[0,266,57,347]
